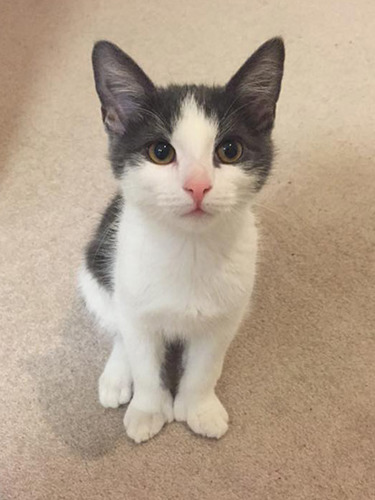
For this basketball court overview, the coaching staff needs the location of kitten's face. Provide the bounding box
[92,39,284,231]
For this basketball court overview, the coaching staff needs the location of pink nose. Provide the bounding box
[183,178,212,205]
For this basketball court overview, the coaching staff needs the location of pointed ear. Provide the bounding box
[226,37,285,132]
[92,41,155,134]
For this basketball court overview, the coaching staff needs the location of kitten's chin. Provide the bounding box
[182,212,216,231]
[141,203,243,233]
[179,217,217,233]
[158,208,218,233]
[165,203,246,233]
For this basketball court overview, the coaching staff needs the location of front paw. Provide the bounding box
[124,393,173,443]
[174,392,229,439]
[99,370,132,409]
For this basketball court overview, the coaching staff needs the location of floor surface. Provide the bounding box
[1,1,374,498]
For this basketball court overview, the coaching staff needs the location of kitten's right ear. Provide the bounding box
[92,41,155,134]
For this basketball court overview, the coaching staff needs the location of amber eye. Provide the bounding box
[148,142,175,165]
[216,139,243,164]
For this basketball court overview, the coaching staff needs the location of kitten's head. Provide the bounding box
[92,38,284,231]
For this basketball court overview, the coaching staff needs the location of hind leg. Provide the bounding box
[99,335,132,408]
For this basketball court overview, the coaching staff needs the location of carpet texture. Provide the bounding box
[1,1,374,498]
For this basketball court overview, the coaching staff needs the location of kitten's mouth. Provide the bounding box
[184,207,209,217]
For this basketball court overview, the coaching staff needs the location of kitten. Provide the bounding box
[79,38,285,443]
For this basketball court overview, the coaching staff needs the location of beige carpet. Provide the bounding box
[1,1,374,498]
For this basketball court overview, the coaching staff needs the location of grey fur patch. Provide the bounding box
[85,194,123,291]
[160,340,185,397]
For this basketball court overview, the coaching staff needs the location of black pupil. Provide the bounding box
[154,142,170,161]
[222,141,238,159]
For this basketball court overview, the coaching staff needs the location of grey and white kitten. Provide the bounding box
[79,38,285,443]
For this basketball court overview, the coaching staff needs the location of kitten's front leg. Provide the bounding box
[119,317,173,443]
[99,335,132,408]
[174,324,237,439]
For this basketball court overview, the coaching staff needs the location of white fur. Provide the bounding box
[78,266,117,333]
[98,336,132,408]
[171,95,217,186]
[80,96,259,442]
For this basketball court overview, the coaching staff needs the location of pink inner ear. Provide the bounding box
[250,100,276,132]
[103,107,125,134]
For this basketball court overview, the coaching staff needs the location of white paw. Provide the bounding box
[124,396,173,443]
[98,370,132,409]
[174,393,229,439]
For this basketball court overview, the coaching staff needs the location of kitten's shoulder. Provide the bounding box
[85,193,124,291]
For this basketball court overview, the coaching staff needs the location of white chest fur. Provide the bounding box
[114,206,258,337]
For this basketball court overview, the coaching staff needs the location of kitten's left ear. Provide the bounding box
[226,37,285,132]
